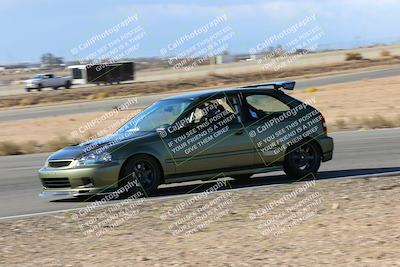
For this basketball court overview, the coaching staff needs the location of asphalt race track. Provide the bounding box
[1,66,400,122]
[0,128,399,219]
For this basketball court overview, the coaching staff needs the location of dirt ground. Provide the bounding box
[289,76,400,128]
[1,174,399,266]
[0,110,140,144]
[1,76,399,153]
[1,57,400,109]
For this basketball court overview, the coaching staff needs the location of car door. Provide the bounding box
[163,93,255,174]
[41,74,51,87]
[241,92,296,167]
[47,74,56,87]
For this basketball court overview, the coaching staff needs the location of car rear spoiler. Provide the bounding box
[240,80,295,90]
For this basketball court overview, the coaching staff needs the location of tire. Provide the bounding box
[53,87,58,90]
[25,88,31,92]
[283,141,321,179]
[65,81,71,89]
[119,154,161,196]
[37,84,42,91]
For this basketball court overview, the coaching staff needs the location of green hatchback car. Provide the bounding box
[38,81,333,197]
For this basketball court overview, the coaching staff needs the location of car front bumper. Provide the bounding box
[38,162,122,197]
[26,85,39,89]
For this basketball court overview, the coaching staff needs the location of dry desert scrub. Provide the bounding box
[0,136,79,156]
[87,91,110,100]
[345,52,363,61]
[1,114,399,156]
[332,115,400,131]
[380,49,391,57]
[47,136,79,151]
[1,76,400,156]
[0,142,21,156]
[1,57,400,109]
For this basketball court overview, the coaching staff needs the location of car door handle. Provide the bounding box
[235,130,244,135]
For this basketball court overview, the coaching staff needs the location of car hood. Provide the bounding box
[48,131,151,160]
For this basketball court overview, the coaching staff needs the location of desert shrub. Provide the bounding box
[208,71,217,77]
[87,92,110,100]
[306,87,318,93]
[361,115,395,129]
[334,119,346,130]
[396,114,400,127]
[83,131,97,142]
[46,136,76,151]
[380,50,391,57]
[19,98,38,106]
[0,142,21,156]
[21,140,39,154]
[94,92,109,99]
[345,52,363,61]
[349,117,363,130]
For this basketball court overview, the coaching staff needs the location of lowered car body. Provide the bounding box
[38,81,334,197]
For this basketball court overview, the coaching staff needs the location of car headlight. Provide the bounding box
[77,152,112,166]
[44,157,50,167]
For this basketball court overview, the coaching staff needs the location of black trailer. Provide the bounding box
[68,61,135,85]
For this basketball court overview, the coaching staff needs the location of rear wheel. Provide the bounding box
[65,81,72,89]
[37,84,42,91]
[119,155,161,196]
[283,141,321,179]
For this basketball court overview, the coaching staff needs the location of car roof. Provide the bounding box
[162,87,278,101]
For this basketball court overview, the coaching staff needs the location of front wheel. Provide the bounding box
[119,155,161,196]
[283,141,321,179]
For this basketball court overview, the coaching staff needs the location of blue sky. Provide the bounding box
[1,0,400,64]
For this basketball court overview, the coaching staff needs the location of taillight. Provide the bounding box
[320,113,327,135]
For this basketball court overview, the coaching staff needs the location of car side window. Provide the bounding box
[190,95,241,125]
[245,94,290,120]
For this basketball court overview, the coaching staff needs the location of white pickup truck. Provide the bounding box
[25,73,72,92]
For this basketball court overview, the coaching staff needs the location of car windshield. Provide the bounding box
[32,75,42,79]
[116,99,193,133]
